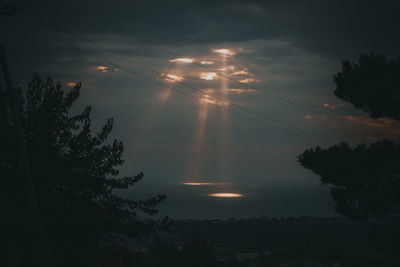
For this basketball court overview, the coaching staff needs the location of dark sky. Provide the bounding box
[2,0,400,218]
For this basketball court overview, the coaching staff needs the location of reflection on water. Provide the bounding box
[181,182,232,186]
[207,193,243,198]
[182,182,214,186]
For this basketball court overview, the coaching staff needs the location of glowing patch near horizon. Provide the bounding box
[200,61,214,65]
[96,66,108,72]
[169,58,194,63]
[364,121,385,127]
[200,72,217,80]
[378,117,392,124]
[214,49,234,56]
[182,182,214,186]
[208,193,243,198]
[161,73,184,82]
[182,182,232,186]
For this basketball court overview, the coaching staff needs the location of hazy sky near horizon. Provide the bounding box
[2,0,400,218]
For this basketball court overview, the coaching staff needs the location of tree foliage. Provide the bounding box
[299,53,400,220]
[334,53,400,120]
[299,141,400,220]
[1,75,166,242]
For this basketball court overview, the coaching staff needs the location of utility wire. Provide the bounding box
[17,7,332,146]
[56,0,337,143]
[60,0,329,117]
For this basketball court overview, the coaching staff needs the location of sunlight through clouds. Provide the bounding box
[199,72,217,80]
[233,70,249,75]
[218,66,235,71]
[213,48,234,56]
[161,73,184,82]
[186,99,209,178]
[239,78,257,84]
[157,46,254,183]
[157,88,172,103]
[169,58,194,63]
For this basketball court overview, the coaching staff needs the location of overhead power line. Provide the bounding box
[17,6,333,146]
[60,0,328,117]
[56,0,338,143]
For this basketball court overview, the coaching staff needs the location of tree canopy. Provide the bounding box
[1,75,166,243]
[299,53,400,220]
[334,53,400,120]
[299,140,400,220]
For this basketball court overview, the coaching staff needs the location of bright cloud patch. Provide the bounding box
[169,58,194,63]
[200,72,217,80]
[200,61,214,65]
[161,73,184,82]
[213,48,234,56]
[219,66,235,71]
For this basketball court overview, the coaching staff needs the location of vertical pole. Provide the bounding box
[0,45,43,266]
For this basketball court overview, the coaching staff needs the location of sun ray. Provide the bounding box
[169,58,194,63]
[186,98,209,177]
[199,72,217,80]
[131,65,184,163]
[213,49,234,56]
[218,53,233,179]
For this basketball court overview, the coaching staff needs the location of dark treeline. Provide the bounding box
[80,217,399,267]
[0,75,167,267]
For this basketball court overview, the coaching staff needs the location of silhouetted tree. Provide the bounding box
[299,53,400,220]
[299,141,400,220]
[1,75,166,246]
[334,53,400,120]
